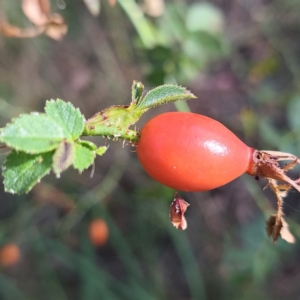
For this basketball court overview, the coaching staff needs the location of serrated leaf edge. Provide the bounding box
[45,99,86,140]
[2,151,53,194]
[73,143,96,173]
[135,84,196,110]
[0,113,65,154]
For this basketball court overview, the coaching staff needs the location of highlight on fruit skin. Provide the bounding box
[0,243,21,267]
[88,219,109,247]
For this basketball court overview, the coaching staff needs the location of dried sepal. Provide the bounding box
[249,151,300,244]
[169,192,190,230]
[266,214,282,243]
[265,214,295,244]
[249,150,300,193]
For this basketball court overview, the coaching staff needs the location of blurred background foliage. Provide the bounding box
[1,0,300,299]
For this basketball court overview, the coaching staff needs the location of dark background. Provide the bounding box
[1,0,300,299]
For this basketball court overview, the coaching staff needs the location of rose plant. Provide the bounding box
[0,81,298,243]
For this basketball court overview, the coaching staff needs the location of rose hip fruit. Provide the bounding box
[136,112,300,192]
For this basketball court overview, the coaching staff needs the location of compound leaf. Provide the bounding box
[135,84,196,110]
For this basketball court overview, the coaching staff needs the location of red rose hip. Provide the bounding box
[137,112,255,191]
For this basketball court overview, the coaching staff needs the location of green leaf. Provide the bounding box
[135,84,196,110]
[45,99,85,140]
[73,143,96,173]
[0,114,65,153]
[3,150,53,194]
[52,140,75,176]
[96,146,108,156]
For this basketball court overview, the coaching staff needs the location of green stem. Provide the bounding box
[82,123,140,143]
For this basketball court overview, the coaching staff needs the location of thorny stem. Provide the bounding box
[82,126,140,143]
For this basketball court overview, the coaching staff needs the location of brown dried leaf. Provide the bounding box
[44,14,67,40]
[52,140,75,176]
[169,192,190,230]
[265,214,295,244]
[281,218,296,244]
[22,0,50,26]
[21,0,67,40]
[266,214,281,243]
[0,20,44,38]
